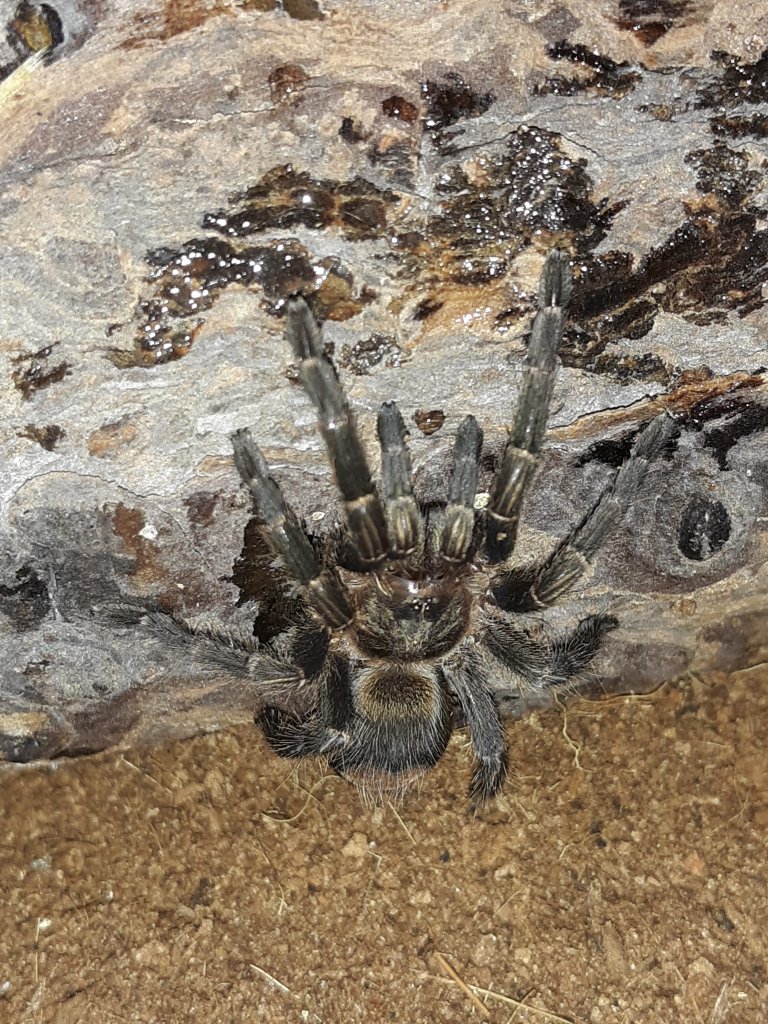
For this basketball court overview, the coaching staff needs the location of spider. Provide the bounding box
[132,251,674,805]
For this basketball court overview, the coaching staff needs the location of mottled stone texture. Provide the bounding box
[0,0,766,761]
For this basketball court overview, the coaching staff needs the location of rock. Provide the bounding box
[1,0,766,762]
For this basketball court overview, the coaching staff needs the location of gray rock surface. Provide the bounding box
[1,0,766,761]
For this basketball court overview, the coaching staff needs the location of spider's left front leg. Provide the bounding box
[285,296,390,567]
[547,613,618,685]
[460,613,614,801]
[484,611,618,689]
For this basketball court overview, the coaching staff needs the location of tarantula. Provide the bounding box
[135,251,673,804]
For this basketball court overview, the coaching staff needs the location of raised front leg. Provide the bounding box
[232,427,353,630]
[485,250,571,563]
[377,401,422,558]
[285,296,390,565]
[439,415,484,564]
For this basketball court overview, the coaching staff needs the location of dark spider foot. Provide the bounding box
[468,753,508,807]
[256,706,320,759]
[548,613,618,685]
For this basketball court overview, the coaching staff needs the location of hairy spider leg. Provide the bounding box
[231,427,353,629]
[285,296,390,566]
[257,654,354,759]
[453,610,618,803]
[546,613,619,684]
[493,413,675,612]
[439,415,484,563]
[106,600,301,684]
[377,401,422,557]
[442,647,507,804]
[484,612,618,688]
[485,249,571,563]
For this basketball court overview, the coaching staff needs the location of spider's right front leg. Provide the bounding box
[257,654,354,760]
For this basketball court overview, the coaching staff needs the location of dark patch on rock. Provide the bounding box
[122,165,396,364]
[684,377,764,430]
[18,424,65,450]
[678,495,731,560]
[419,125,623,292]
[414,409,445,436]
[710,112,768,139]
[701,402,768,470]
[232,517,304,643]
[563,201,768,366]
[536,41,641,98]
[126,240,371,366]
[615,0,694,47]
[204,165,398,242]
[381,94,419,124]
[590,350,673,386]
[421,72,495,143]
[412,297,445,322]
[184,491,220,529]
[0,723,62,762]
[576,433,636,470]
[339,116,369,144]
[268,63,309,104]
[685,142,762,209]
[12,344,72,400]
[267,0,324,20]
[122,0,323,50]
[339,333,404,375]
[695,48,768,110]
[0,566,51,631]
[367,136,418,189]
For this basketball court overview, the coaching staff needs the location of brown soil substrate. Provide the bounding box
[1,670,766,1024]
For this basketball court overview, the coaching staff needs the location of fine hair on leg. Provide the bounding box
[486,250,571,563]
[498,413,676,611]
[231,426,353,629]
[440,415,483,563]
[285,296,390,565]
